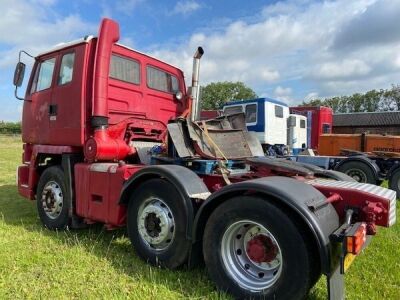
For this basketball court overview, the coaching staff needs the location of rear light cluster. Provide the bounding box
[346,223,367,255]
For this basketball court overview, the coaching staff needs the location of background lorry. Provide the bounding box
[290,106,333,150]
[13,18,396,300]
[222,98,308,155]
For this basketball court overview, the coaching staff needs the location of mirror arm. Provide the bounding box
[14,86,26,101]
[14,50,34,101]
[19,50,34,60]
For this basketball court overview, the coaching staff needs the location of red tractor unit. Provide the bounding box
[290,106,333,150]
[13,19,396,300]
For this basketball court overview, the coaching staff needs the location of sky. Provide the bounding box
[1,0,400,121]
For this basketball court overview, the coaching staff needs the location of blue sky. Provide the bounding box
[1,0,400,121]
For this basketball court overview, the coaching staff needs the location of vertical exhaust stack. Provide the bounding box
[190,47,204,122]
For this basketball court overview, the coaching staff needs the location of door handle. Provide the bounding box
[48,104,58,116]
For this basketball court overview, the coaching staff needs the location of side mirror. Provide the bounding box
[13,62,26,87]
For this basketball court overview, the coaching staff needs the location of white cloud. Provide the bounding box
[171,1,201,15]
[311,59,372,80]
[149,0,400,104]
[115,0,145,15]
[304,92,319,101]
[274,86,292,97]
[0,0,96,121]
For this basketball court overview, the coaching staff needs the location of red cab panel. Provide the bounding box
[75,163,141,226]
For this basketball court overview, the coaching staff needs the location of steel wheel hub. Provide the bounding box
[41,181,63,219]
[137,198,175,251]
[346,169,367,182]
[221,220,283,292]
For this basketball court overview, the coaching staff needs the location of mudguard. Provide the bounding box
[61,153,86,228]
[192,176,340,275]
[334,156,380,181]
[120,165,210,239]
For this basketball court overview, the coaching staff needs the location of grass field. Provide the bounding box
[0,135,399,299]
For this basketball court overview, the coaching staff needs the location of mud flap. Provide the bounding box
[327,265,344,300]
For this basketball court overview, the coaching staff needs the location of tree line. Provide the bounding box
[301,85,400,113]
[200,82,400,113]
[0,121,21,134]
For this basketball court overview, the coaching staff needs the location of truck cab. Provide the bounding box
[287,114,307,154]
[22,37,186,147]
[222,98,289,153]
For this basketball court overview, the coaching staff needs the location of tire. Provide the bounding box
[389,169,400,199]
[127,178,191,269]
[336,161,376,184]
[36,166,70,230]
[322,170,357,182]
[203,196,315,300]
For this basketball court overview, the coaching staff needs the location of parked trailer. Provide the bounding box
[289,153,400,198]
[13,18,396,300]
[317,133,400,197]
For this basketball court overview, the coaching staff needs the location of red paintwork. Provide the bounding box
[18,18,187,206]
[75,163,141,226]
[246,235,278,263]
[310,183,390,234]
[84,128,133,162]
[200,110,220,120]
[290,106,333,150]
[93,19,120,120]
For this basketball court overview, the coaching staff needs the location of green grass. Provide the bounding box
[0,135,399,299]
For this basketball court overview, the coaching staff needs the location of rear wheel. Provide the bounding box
[389,169,400,198]
[336,161,376,184]
[127,178,191,269]
[203,196,315,299]
[36,166,70,230]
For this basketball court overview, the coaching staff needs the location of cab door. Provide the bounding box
[50,45,85,146]
[22,54,57,144]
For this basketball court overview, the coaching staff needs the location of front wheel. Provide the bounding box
[203,196,316,299]
[36,166,70,230]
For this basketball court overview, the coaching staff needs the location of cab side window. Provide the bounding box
[110,54,140,84]
[147,66,179,93]
[245,104,257,123]
[58,53,75,85]
[31,57,56,93]
[224,106,243,115]
[274,105,284,118]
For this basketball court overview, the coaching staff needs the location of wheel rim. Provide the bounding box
[41,181,63,219]
[221,220,283,292]
[345,168,367,182]
[137,198,175,251]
